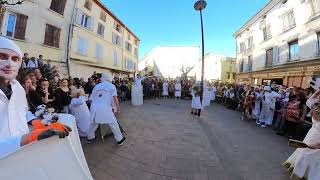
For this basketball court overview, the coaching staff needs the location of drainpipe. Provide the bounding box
[66,0,77,78]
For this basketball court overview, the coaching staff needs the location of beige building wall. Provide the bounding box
[1,0,76,77]
[70,0,140,79]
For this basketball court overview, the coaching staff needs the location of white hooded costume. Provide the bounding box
[87,72,123,142]
[162,81,169,96]
[202,82,211,107]
[0,37,36,158]
[69,90,90,137]
[259,86,278,125]
[132,76,144,106]
[191,82,202,110]
[210,85,217,101]
[174,81,182,98]
[252,87,262,119]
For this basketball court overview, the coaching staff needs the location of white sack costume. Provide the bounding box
[69,95,90,137]
[175,82,182,98]
[162,82,169,96]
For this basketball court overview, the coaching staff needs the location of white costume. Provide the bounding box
[252,91,262,119]
[87,73,123,142]
[0,37,36,158]
[191,86,202,110]
[211,86,217,101]
[132,76,144,106]
[162,82,169,96]
[69,96,90,137]
[259,86,278,125]
[26,59,38,69]
[174,82,182,98]
[284,117,320,179]
[203,82,211,107]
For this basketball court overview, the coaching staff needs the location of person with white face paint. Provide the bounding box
[87,72,126,145]
[174,80,182,99]
[0,36,71,158]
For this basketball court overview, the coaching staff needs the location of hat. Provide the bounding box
[101,72,113,82]
[0,36,23,58]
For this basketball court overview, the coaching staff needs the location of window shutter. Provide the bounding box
[75,9,83,25]
[14,13,28,40]
[53,27,61,48]
[58,0,67,15]
[50,0,67,15]
[273,46,279,64]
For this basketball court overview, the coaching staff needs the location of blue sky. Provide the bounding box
[102,0,269,58]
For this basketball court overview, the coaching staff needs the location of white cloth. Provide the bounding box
[162,82,169,96]
[175,83,181,97]
[259,91,278,125]
[0,114,94,180]
[87,120,123,142]
[252,92,262,119]
[89,81,117,124]
[284,119,320,180]
[131,85,143,106]
[191,89,202,109]
[211,86,217,101]
[134,77,145,86]
[69,96,90,137]
[203,85,211,107]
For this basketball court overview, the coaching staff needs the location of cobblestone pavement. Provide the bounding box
[82,99,294,180]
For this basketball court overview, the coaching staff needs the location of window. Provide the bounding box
[127,59,134,70]
[113,22,122,33]
[239,59,244,73]
[227,73,231,79]
[84,0,92,11]
[112,33,122,46]
[50,0,67,15]
[288,40,299,61]
[247,36,253,49]
[44,24,60,48]
[266,48,274,67]
[113,50,118,66]
[310,0,320,16]
[263,26,272,40]
[97,23,105,37]
[134,48,138,57]
[95,43,103,60]
[134,39,138,46]
[247,56,252,71]
[128,33,131,40]
[125,42,132,52]
[282,11,296,32]
[77,36,88,55]
[240,42,246,53]
[317,32,320,55]
[100,11,107,22]
[76,11,93,30]
[5,12,28,40]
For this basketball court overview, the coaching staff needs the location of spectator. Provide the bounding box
[84,78,95,95]
[28,78,53,112]
[26,57,38,69]
[54,78,72,113]
[34,69,42,81]
[70,78,84,98]
[37,55,44,68]
[21,53,29,69]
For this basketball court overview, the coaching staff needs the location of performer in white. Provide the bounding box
[69,89,90,138]
[162,80,169,98]
[202,81,211,107]
[252,86,262,120]
[191,81,202,116]
[0,37,71,158]
[87,72,126,145]
[174,80,182,99]
[210,83,217,102]
[132,74,144,105]
[258,86,278,127]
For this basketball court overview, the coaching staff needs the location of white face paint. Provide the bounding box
[0,59,20,80]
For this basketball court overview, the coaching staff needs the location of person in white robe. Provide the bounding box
[0,36,71,158]
[252,86,262,120]
[69,89,90,138]
[202,81,211,107]
[162,80,169,98]
[132,75,144,105]
[210,84,217,102]
[258,86,278,127]
[191,81,202,116]
[174,80,182,99]
[284,90,320,180]
[87,72,126,145]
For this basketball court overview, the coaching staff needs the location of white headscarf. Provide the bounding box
[0,36,23,58]
[101,72,112,82]
[264,86,271,91]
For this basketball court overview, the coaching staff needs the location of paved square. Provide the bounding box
[82,99,294,180]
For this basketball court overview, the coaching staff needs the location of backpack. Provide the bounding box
[286,100,301,122]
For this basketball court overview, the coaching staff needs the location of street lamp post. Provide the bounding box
[194,0,207,105]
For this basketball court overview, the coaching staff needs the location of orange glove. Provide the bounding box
[31,119,46,129]
[24,123,72,144]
